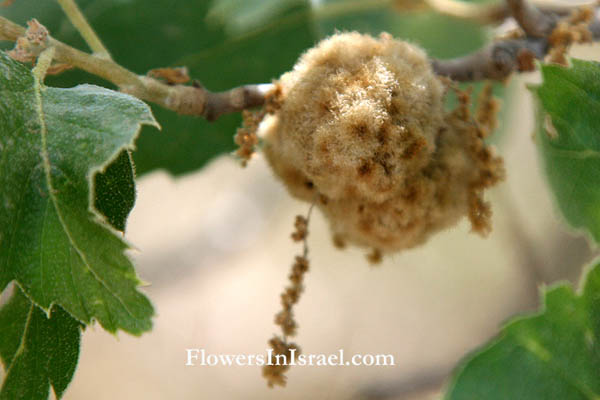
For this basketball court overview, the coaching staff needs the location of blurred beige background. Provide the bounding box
[42,45,599,399]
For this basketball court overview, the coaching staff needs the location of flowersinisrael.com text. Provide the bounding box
[185,349,395,367]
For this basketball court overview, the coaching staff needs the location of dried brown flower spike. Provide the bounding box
[261,32,504,257]
[234,110,262,166]
[263,211,312,387]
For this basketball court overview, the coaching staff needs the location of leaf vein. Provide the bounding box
[33,72,139,324]
[3,302,34,377]
[515,336,600,400]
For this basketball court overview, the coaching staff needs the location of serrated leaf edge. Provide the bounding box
[32,72,159,327]
[0,286,83,400]
[2,297,34,374]
[444,258,600,400]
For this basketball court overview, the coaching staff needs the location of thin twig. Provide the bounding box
[0,16,273,120]
[506,0,557,37]
[431,37,548,81]
[424,0,595,25]
[56,0,111,59]
[432,0,599,81]
[0,14,24,39]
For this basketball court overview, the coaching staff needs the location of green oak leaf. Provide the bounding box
[0,51,156,335]
[0,288,81,400]
[445,259,600,399]
[532,58,600,245]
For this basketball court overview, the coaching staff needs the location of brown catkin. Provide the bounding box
[290,215,308,242]
[260,32,504,257]
[234,110,262,166]
[263,213,312,387]
[262,336,299,388]
[547,7,594,65]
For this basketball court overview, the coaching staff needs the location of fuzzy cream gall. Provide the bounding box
[259,32,504,256]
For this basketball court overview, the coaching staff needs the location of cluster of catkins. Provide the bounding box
[252,32,504,258]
